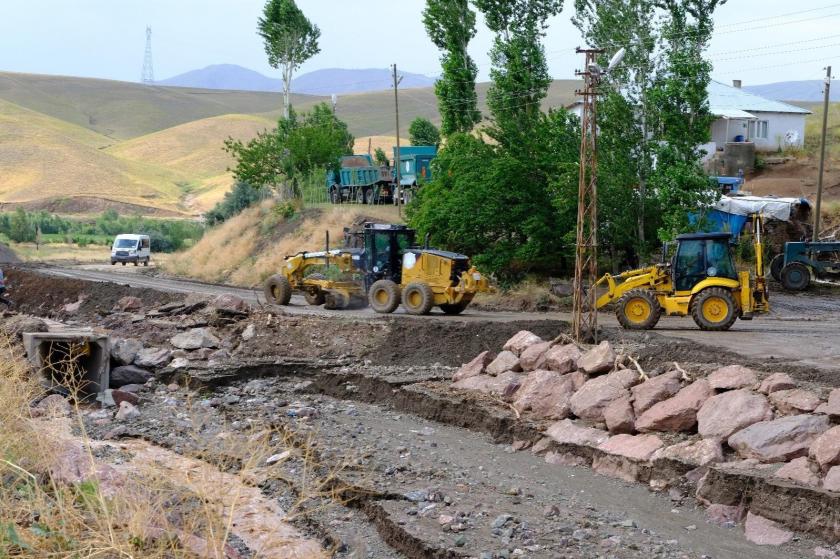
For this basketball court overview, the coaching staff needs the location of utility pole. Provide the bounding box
[814,66,832,241]
[572,47,605,343]
[392,63,403,218]
[141,25,154,84]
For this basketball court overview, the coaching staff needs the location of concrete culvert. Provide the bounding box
[23,331,110,399]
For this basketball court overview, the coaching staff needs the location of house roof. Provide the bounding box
[708,81,811,115]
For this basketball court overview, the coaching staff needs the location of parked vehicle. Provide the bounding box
[326,154,393,204]
[771,241,840,290]
[393,146,436,205]
[111,234,151,266]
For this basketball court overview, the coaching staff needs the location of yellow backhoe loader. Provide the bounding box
[263,223,491,315]
[595,216,769,331]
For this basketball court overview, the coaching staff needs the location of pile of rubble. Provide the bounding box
[452,330,840,547]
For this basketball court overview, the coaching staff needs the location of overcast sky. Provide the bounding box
[0,0,837,88]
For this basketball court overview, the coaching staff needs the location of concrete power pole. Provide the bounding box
[392,64,403,217]
[141,26,154,84]
[814,66,832,241]
[572,47,605,343]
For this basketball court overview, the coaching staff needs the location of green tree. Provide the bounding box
[473,0,564,153]
[258,0,321,119]
[9,208,35,243]
[408,117,441,147]
[373,147,389,167]
[423,0,482,136]
[206,181,271,225]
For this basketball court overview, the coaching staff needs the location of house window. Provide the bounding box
[749,120,769,140]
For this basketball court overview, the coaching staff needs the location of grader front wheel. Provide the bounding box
[616,289,661,330]
[264,275,292,306]
[690,288,737,331]
[402,282,434,315]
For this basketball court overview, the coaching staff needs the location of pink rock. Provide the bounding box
[545,344,581,374]
[569,375,630,422]
[743,512,793,546]
[576,341,616,375]
[513,370,579,420]
[635,380,713,433]
[707,365,758,391]
[453,371,522,399]
[545,451,588,467]
[531,437,552,455]
[815,389,840,417]
[117,296,143,312]
[519,341,553,372]
[809,425,840,472]
[770,389,822,415]
[599,434,663,461]
[486,350,521,376]
[774,456,820,486]
[503,330,543,357]
[608,368,642,390]
[631,371,682,415]
[453,351,492,382]
[697,389,774,441]
[728,414,830,463]
[758,373,797,395]
[212,293,249,313]
[545,419,609,448]
[603,396,635,434]
[822,466,840,492]
[653,439,724,467]
[705,503,744,526]
[814,547,840,559]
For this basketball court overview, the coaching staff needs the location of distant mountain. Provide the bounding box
[743,80,840,103]
[158,64,436,95]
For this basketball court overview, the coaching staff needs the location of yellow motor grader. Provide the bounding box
[594,217,769,331]
[263,223,491,315]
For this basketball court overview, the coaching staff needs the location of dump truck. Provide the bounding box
[263,223,491,315]
[393,145,436,205]
[594,216,769,331]
[326,154,393,204]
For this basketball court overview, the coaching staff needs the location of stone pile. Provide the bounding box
[451,330,840,545]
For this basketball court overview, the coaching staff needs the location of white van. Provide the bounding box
[111,234,151,266]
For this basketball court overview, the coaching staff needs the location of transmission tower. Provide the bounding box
[572,47,605,343]
[141,26,154,84]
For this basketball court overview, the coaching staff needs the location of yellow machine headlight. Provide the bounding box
[472,273,482,281]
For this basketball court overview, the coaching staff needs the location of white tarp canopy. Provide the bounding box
[713,195,804,221]
[712,108,758,120]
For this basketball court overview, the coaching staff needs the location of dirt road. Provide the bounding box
[35,263,840,373]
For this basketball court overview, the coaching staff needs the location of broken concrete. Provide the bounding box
[23,330,110,398]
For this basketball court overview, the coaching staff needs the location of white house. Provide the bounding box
[565,80,811,153]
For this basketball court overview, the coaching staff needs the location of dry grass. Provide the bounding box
[164,200,402,286]
[473,279,569,312]
[351,135,408,157]
[6,242,109,263]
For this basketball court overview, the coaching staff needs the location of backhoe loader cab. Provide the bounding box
[595,218,769,331]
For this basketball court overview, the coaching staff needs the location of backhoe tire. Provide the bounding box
[781,262,811,291]
[303,273,327,306]
[369,280,400,314]
[690,287,738,331]
[769,254,784,282]
[264,274,292,306]
[616,289,662,330]
[439,301,469,315]
[402,282,434,315]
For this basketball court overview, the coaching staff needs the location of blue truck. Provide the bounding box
[327,146,437,205]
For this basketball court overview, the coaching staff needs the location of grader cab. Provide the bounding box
[263,223,491,315]
[595,218,769,331]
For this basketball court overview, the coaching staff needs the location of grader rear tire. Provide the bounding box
[616,289,661,330]
[690,287,738,331]
[264,274,292,306]
[402,282,434,315]
[368,280,400,314]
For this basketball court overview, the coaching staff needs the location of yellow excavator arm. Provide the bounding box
[594,265,671,309]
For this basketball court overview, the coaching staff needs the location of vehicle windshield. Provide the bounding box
[114,239,137,249]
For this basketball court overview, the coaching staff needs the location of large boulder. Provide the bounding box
[603,396,635,435]
[758,373,796,395]
[696,389,774,441]
[576,341,616,375]
[707,365,757,391]
[569,374,629,422]
[486,351,521,376]
[545,344,581,374]
[513,370,584,420]
[728,414,830,463]
[170,328,220,350]
[111,338,143,366]
[116,296,143,312]
[809,425,840,472]
[653,439,723,467]
[110,365,153,388]
[598,434,663,461]
[635,379,713,433]
[503,331,543,357]
[212,294,249,313]
[545,419,609,448]
[823,466,840,492]
[769,389,822,415]
[743,512,793,546]
[630,371,682,415]
[519,341,552,372]
[774,457,820,486]
[134,347,171,368]
[453,351,493,382]
[816,389,840,418]
[453,371,523,401]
